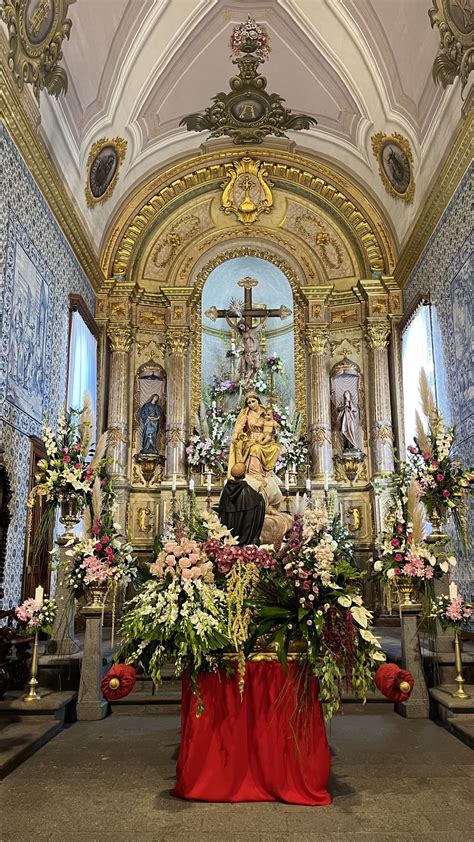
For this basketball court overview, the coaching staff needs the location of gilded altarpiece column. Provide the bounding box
[165,329,190,480]
[306,329,333,480]
[365,320,394,475]
[107,324,133,524]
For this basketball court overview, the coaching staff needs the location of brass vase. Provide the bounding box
[84,582,108,609]
[395,576,420,609]
[426,506,449,544]
[57,496,81,546]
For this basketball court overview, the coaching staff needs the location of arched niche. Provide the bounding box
[132,361,166,460]
[201,256,295,406]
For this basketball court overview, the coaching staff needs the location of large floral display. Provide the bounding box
[119,501,385,718]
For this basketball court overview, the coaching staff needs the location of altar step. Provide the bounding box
[109,669,392,716]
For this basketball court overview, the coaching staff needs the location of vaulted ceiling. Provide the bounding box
[11,0,464,257]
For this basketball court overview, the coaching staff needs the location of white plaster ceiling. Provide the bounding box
[19,0,464,255]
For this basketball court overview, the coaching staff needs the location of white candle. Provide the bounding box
[284,471,290,491]
[292,462,296,474]
[171,473,177,492]
[189,478,195,493]
[449,581,458,601]
[324,473,329,492]
[207,472,212,492]
[306,478,312,493]
[34,585,44,606]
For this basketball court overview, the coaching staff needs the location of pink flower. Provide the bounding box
[407,445,417,454]
[63,447,69,454]
[436,473,445,482]
[188,553,200,565]
[396,524,404,533]
[94,542,103,552]
[391,538,400,547]
[63,455,71,463]
[422,451,431,460]
[394,553,403,562]
[74,463,82,469]
[445,597,463,622]
[179,557,192,569]
[431,461,439,469]
[302,580,311,590]
[442,489,450,498]
[102,535,110,545]
[181,568,193,579]
[165,555,176,567]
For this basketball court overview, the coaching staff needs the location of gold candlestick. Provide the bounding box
[23,629,41,702]
[452,629,470,699]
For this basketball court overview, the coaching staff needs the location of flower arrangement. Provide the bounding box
[245,510,385,718]
[186,401,236,475]
[430,594,473,631]
[265,355,285,376]
[407,369,473,538]
[28,395,107,510]
[120,535,229,712]
[373,475,457,584]
[230,16,270,59]
[64,477,137,597]
[119,502,384,721]
[15,597,57,635]
[274,401,309,473]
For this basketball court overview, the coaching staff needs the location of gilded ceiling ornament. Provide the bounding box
[152,215,201,268]
[221,157,273,224]
[365,321,391,350]
[429,0,474,96]
[107,325,133,353]
[331,308,358,324]
[371,133,415,204]
[0,0,74,100]
[85,137,127,208]
[180,17,317,145]
[293,214,344,271]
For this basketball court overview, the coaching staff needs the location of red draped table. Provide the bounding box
[171,661,331,805]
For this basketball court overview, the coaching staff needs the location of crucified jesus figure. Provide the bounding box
[227,314,267,380]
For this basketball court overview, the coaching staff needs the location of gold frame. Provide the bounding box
[85,137,128,209]
[371,132,415,205]
[0,0,74,100]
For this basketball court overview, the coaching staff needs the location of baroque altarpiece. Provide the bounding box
[95,150,402,609]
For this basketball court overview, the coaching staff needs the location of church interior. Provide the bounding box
[0,1,473,839]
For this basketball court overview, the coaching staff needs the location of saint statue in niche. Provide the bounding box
[336,390,359,452]
[139,394,163,455]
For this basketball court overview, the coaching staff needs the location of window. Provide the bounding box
[401,296,448,454]
[67,299,98,429]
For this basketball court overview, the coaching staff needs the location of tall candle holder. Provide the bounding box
[23,629,40,702]
[453,629,470,700]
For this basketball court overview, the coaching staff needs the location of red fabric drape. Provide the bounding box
[171,661,331,805]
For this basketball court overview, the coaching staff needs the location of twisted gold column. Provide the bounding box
[365,320,394,474]
[306,329,333,480]
[165,329,190,480]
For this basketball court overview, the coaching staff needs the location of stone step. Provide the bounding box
[0,717,63,779]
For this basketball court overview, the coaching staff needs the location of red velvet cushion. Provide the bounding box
[101,664,137,700]
[375,663,414,702]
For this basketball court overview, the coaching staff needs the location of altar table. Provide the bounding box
[171,661,331,805]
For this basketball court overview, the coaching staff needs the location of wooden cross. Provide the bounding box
[204,276,291,327]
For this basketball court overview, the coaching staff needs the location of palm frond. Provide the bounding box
[83,507,92,537]
[407,479,426,545]
[78,392,95,455]
[89,431,108,474]
[415,410,430,453]
[92,477,103,522]
[419,368,436,422]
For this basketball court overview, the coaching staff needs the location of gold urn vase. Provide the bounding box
[395,576,420,609]
[84,582,109,609]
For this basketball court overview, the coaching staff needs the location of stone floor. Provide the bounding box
[0,709,473,842]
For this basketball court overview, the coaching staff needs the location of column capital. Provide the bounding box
[365,319,390,350]
[306,328,329,356]
[166,327,190,356]
[107,324,133,353]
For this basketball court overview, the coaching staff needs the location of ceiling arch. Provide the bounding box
[101,147,397,283]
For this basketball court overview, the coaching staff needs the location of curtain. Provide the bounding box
[67,310,97,427]
[401,303,448,454]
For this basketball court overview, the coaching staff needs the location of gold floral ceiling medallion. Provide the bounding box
[371,133,415,204]
[429,0,474,96]
[221,157,273,223]
[85,137,127,208]
[181,16,317,145]
[0,0,75,100]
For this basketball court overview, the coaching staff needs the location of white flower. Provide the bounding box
[447,556,457,566]
[372,650,386,662]
[337,595,352,607]
[373,560,383,572]
[351,605,372,629]
[359,628,381,647]
[387,568,396,579]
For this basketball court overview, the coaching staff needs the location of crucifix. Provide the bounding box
[205,276,291,382]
